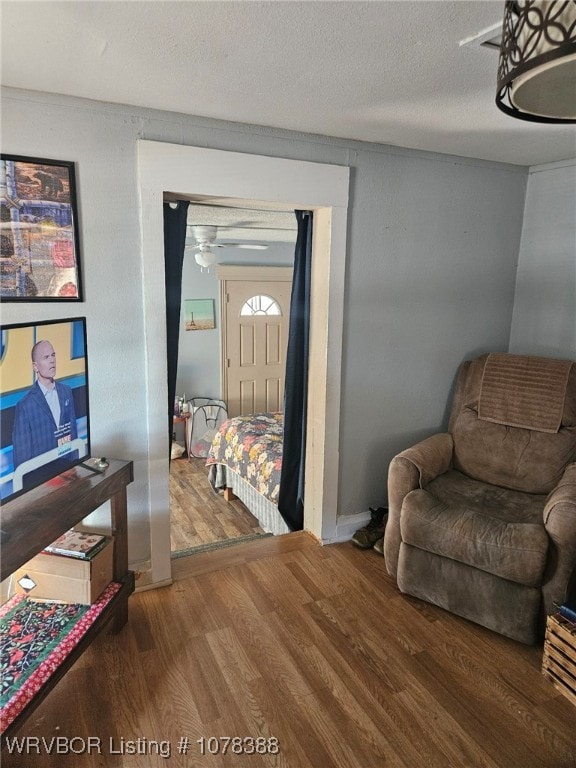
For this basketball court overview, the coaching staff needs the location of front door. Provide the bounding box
[219,267,293,417]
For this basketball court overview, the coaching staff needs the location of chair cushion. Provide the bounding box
[399,471,549,587]
[450,357,576,494]
[453,408,576,494]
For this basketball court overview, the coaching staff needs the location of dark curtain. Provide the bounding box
[278,210,313,531]
[163,200,189,457]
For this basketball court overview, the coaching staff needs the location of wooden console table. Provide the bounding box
[1,459,135,743]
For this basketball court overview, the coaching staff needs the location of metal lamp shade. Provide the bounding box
[496,0,576,122]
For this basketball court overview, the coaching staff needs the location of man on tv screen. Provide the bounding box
[12,339,78,488]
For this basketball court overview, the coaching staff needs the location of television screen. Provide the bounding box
[0,317,90,504]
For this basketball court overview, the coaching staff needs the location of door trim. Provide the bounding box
[216,265,293,282]
[137,140,349,585]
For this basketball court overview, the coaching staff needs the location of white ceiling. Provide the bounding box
[1,0,575,167]
[183,202,297,242]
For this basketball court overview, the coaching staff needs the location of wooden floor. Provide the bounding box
[5,533,576,768]
[170,458,266,553]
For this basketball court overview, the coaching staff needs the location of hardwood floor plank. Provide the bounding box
[208,580,315,704]
[233,566,278,616]
[249,557,322,608]
[263,611,408,767]
[4,537,576,768]
[305,597,408,698]
[169,458,266,553]
[171,531,315,580]
[206,626,263,687]
[244,676,322,768]
[412,649,576,768]
[299,642,423,767]
[284,554,342,602]
[292,687,393,768]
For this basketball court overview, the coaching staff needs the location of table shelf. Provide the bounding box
[1,459,134,746]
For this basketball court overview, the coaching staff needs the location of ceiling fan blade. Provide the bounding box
[216,220,264,228]
[213,242,269,250]
[187,242,270,250]
[185,242,233,249]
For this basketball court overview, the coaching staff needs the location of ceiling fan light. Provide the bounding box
[195,250,216,268]
[496,0,576,123]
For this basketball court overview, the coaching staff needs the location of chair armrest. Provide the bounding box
[542,462,576,614]
[384,433,453,578]
[393,432,454,490]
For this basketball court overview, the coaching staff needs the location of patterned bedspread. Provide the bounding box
[206,412,283,504]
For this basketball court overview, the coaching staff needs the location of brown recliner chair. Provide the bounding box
[384,352,576,644]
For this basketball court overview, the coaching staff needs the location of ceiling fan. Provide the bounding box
[185,225,268,268]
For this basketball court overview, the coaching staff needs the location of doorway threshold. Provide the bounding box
[171,532,274,560]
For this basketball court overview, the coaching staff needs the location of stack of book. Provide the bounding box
[43,530,108,559]
[13,530,113,605]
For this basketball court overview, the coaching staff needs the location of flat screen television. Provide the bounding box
[0,317,90,504]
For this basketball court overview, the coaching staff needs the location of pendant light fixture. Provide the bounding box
[496,0,576,122]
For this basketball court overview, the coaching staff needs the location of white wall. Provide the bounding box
[509,160,576,359]
[1,87,529,571]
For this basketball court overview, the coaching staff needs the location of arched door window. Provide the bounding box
[240,294,282,316]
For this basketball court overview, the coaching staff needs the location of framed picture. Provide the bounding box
[0,155,83,301]
[184,299,216,331]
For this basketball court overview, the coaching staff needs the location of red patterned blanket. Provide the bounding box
[1,582,121,732]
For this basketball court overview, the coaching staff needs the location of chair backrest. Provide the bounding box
[449,353,576,494]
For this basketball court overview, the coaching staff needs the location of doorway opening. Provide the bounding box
[138,140,349,586]
[169,200,297,558]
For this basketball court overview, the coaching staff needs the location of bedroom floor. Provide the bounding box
[169,456,267,554]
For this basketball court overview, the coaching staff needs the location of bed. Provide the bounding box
[206,412,291,535]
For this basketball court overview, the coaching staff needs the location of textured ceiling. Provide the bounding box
[185,203,297,242]
[1,1,575,166]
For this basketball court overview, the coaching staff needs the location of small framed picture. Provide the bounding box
[184,299,216,331]
[0,155,83,301]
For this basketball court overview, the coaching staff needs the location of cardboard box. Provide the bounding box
[13,539,114,605]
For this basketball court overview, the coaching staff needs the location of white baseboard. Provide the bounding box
[322,510,372,544]
[131,560,173,592]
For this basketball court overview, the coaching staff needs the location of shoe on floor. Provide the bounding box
[351,507,388,549]
[373,536,384,555]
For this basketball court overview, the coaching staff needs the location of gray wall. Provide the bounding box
[338,147,527,513]
[509,160,576,359]
[1,87,530,563]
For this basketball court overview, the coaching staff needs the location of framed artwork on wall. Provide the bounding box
[184,299,216,331]
[0,155,83,301]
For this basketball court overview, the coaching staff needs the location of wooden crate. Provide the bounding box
[542,613,576,707]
